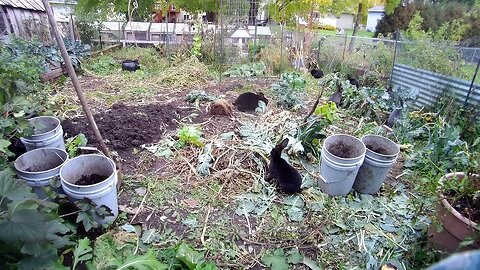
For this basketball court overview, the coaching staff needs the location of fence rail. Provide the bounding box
[392,63,480,109]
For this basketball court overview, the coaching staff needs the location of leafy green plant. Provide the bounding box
[1,36,91,71]
[66,133,88,157]
[0,171,74,269]
[75,198,114,232]
[177,126,204,148]
[0,40,44,170]
[84,55,118,75]
[297,102,338,157]
[191,23,202,59]
[223,62,266,77]
[261,248,320,270]
[270,72,306,109]
[72,237,93,270]
[106,249,166,270]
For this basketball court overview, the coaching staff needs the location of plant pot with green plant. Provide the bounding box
[428,145,480,253]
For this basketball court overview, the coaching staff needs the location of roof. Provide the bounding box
[247,26,272,36]
[230,27,251,38]
[0,0,45,11]
[368,6,385,13]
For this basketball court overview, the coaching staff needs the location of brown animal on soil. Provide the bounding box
[209,99,233,116]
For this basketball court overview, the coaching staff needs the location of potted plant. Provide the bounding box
[428,145,480,253]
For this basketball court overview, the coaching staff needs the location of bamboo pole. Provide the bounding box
[41,0,111,159]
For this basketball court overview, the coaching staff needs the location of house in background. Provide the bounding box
[0,0,79,40]
[49,0,76,22]
[0,0,48,38]
[366,5,385,32]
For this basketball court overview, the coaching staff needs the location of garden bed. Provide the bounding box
[12,47,458,269]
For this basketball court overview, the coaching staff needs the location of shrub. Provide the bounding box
[0,40,44,170]
[259,43,290,75]
[315,23,336,31]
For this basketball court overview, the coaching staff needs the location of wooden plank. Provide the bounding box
[5,7,19,35]
[0,6,11,34]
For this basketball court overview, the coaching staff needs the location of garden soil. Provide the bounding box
[75,174,108,186]
[62,102,200,170]
[328,141,357,158]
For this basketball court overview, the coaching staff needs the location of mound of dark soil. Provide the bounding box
[75,174,108,185]
[328,141,358,158]
[63,103,196,151]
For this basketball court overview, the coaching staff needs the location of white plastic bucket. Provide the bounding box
[353,135,400,194]
[60,154,118,224]
[319,134,366,196]
[14,148,68,199]
[20,116,65,151]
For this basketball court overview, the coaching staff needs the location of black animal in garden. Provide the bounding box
[310,68,324,79]
[328,82,343,106]
[387,99,404,128]
[233,92,268,112]
[347,74,360,88]
[266,138,302,194]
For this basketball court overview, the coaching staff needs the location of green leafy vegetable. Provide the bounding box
[176,243,205,270]
[223,62,266,77]
[261,249,289,270]
[66,133,88,157]
[72,237,93,270]
[106,249,166,270]
[177,126,204,148]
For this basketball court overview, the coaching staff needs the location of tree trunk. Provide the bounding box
[248,0,259,25]
[305,1,314,50]
[348,2,363,53]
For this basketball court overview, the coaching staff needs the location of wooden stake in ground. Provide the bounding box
[41,0,111,159]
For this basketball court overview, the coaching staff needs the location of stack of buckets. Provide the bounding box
[319,134,400,196]
[13,116,118,224]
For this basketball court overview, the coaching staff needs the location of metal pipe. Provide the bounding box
[464,57,480,108]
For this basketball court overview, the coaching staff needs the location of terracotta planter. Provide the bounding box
[428,172,480,253]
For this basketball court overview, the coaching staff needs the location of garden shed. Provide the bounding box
[0,0,49,39]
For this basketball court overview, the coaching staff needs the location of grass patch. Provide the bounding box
[123,174,180,207]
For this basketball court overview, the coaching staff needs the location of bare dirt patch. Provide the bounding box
[63,103,197,150]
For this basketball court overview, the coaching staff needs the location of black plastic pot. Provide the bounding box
[122,60,140,72]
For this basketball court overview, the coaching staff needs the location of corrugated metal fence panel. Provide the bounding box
[392,64,480,109]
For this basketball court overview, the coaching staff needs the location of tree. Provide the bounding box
[374,2,417,38]
[76,0,217,20]
[329,0,401,52]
